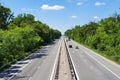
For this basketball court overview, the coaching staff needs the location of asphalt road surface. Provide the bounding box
[66,39,120,80]
[1,37,120,80]
[0,38,61,80]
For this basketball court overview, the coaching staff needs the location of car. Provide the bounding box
[69,45,72,48]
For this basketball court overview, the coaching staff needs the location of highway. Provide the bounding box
[0,37,120,80]
[0,38,61,80]
[66,39,120,80]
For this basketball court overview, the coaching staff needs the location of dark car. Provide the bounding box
[69,45,72,48]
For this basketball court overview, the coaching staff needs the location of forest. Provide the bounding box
[65,13,120,64]
[0,4,61,70]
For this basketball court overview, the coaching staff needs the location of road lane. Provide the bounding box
[29,39,61,80]
[66,40,120,80]
[72,40,120,78]
[0,38,61,80]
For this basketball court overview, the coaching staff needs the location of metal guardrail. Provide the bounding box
[54,43,62,80]
[54,38,78,80]
[64,39,78,80]
[50,38,62,80]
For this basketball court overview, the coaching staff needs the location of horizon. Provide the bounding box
[1,0,120,34]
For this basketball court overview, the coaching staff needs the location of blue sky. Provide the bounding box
[1,0,120,34]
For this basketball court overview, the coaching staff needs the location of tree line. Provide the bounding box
[65,13,120,64]
[0,4,61,69]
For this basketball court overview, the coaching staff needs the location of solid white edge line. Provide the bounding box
[49,38,62,80]
[73,40,120,79]
[74,40,120,67]
[84,50,120,80]
[66,40,80,80]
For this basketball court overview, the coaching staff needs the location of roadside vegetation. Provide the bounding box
[0,4,61,71]
[65,13,120,64]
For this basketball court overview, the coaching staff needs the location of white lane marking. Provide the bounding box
[87,47,120,67]
[49,39,61,80]
[84,51,120,79]
[66,43,81,80]
[74,40,120,67]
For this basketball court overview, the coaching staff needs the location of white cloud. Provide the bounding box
[93,16,99,19]
[21,8,37,11]
[21,8,26,11]
[77,2,83,6]
[95,2,106,6]
[70,16,77,19]
[41,4,65,10]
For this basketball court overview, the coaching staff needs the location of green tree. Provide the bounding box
[0,5,61,68]
[0,4,13,29]
[65,13,120,64]
[8,14,34,28]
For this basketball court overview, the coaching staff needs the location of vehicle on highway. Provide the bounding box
[69,45,72,48]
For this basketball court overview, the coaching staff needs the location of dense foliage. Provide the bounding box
[0,4,13,29]
[0,4,61,69]
[65,14,120,64]
[8,13,61,43]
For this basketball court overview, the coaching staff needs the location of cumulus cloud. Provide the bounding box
[95,2,106,6]
[93,16,99,19]
[77,2,83,6]
[21,8,37,11]
[41,4,65,10]
[70,16,77,19]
